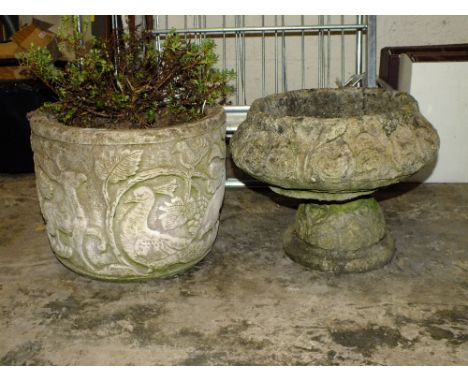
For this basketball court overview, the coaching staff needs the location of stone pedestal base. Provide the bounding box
[283,198,395,273]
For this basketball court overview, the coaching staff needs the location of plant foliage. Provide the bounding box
[20,21,235,129]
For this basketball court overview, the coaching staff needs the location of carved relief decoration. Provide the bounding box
[32,124,225,280]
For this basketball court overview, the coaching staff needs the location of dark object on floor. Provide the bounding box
[0,77,55,173]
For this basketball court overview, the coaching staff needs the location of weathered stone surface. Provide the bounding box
[284,227,395,273]
[295,198,386,251]
[230,88,438,273]
[231,88,439,197]
[284,197,395,273]
[269,186,373,202]
[1,178,468,365]
[28,106,226,281]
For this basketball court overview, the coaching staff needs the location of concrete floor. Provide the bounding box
[0,174,467,365]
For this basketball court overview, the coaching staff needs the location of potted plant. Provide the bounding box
[21,18,235,281]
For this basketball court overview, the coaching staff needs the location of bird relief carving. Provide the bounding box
[117,185,193,268]
[93,146,206,268]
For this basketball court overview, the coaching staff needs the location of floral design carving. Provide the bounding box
[231,88,439,195]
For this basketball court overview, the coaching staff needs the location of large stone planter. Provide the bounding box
[29,106,226,281]
[231,88,439,273]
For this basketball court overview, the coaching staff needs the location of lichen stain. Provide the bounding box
[329,324,411,357]
[73,303,165,346]
[426,326,455,341]
[42,295,84,320]
[390,306,467,346]
[431,307,468,325]
[0,215,25,247]
[0,341,53,366]
[90,288,124,303]
[175,320,275,365]
[423,307,468,345]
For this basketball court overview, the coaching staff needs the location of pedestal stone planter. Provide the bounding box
[29,106,226,281]
[231,88,439,273]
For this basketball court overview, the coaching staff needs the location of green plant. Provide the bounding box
[20,23,235,129]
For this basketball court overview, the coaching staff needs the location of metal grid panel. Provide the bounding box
[150,15,376,106]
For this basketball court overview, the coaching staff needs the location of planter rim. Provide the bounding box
[28,105,225,146]
[248,88,421,123]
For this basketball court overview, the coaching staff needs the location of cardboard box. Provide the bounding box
[0,65,32,81]
[398,53,468,183]
[0,41,20,59]
[11,24,59,60]
[379,44,468,90]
